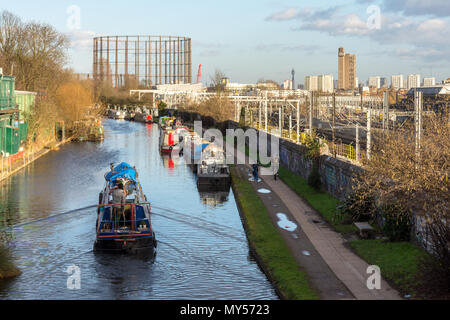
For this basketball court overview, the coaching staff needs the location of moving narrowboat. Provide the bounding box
[94,163,157,254]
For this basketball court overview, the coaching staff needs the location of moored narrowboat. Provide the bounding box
[134,107,153,123]
[160,127,181,155]
[197,144,231,188]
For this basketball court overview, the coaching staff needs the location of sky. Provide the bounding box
[2,0,450,85]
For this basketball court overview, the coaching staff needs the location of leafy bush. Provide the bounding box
[307,164,322,190]
[382,203,412,242]
[305,131,323,190]
[338,188,377,222]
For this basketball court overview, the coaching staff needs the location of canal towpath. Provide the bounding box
[226,140,401,300]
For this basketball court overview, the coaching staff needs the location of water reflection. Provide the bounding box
[197,185,231,208]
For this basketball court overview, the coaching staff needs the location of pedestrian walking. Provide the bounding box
[272,155,280,181]
[252,163,260,182]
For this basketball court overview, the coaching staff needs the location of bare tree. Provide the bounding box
[356,110,450,285]
[1,10,93,144]
[210,69,226,93]
[181,95,234,123]
[0,11,23,72]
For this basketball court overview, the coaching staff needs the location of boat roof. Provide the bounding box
[105,162,137,182]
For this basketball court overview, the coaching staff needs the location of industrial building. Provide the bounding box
[93,35,192,88]
[406,84,450,97]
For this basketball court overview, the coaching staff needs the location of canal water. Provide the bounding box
[0,120,277,300]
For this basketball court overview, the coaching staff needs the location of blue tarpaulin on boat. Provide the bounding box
[105,162,137,181]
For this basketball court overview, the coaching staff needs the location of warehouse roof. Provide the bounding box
[407,85,450,96]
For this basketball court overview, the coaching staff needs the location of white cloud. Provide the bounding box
[382,0,450,18]
[67,30,96,51]
[256,43,321,53]
[290,8,450,61]
[417,18,446,31]
[265,7,312,21]
[199,50,221,57]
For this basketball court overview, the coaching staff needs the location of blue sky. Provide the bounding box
[2,0,450,85]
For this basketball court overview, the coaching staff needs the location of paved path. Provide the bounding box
[258,173,401,300]
[227,142,401,300]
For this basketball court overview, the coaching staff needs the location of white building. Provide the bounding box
[305,76,319,91]
[423,77,436,87]
[283,79,293,90]
[156,83,205,92]
[391,75,404,90]
[318,74,334,93]
[305,75,334,92]
[407,74,421,90]
[368,76,381,88]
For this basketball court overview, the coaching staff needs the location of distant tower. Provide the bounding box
[338,47,356,91]
[291,69,295,90]
[196,64,202,84]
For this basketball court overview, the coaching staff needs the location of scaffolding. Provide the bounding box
[93,35,192,88]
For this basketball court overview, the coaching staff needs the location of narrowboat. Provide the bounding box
[174,126,190,153]
[124,110,136,121]
[159,116,175,129]
[160,127,181,155]
[183,132,210,167]
[72,118,104,142]
[94,163,157,254]
[107,107,126,120]
[134,107,153,123]
[197,144,231,188]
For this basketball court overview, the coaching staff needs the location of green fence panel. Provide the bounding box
[19,122,28,143]
[5,127,20,155]
[0,76,15,111]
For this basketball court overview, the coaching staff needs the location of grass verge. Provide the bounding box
[348,240,430,299]
[278,166,356,235]
[231,167,319,300]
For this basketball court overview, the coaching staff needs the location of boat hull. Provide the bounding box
[134,113,153,123]
[94,235,156,254]
[197,174,231,188]
[161,145,181,155]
